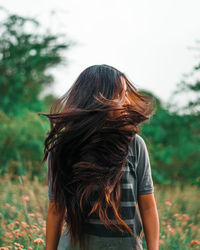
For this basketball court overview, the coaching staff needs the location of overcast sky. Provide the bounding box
[1,0,200,107]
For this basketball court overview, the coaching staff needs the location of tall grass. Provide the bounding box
[0,175,200,249]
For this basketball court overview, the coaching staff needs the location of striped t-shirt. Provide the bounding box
[47,134,154,238]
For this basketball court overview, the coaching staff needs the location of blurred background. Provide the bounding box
[0,0,200,249]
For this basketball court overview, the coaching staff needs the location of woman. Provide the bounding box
[41,64,160,250]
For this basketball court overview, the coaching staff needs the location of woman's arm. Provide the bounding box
[138,193,160,250]
[46,201,66,250]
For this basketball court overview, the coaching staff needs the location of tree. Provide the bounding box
[0,8,73,117]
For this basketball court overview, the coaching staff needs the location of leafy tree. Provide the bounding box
[0,8,72,117]
[140,90,200,185]
[0,108,49,180]
[0,8,73,179]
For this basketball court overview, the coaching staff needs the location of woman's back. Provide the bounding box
[48,134,154,250]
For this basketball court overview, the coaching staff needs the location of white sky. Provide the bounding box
[0,0,200,108]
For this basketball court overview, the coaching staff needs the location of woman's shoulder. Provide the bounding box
[131,134,148,162]
[131,133,146,150]
[133,133,145,145]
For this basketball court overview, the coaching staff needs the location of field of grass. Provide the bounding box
[0,175,200,249]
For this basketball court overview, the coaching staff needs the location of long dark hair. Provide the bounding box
[40,64,156,249]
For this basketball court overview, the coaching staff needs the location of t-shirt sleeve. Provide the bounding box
[135,134,154,195]
[47,151,54,202]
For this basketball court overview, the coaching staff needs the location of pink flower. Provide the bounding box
[36,212,42,218]
[165,200,172,206]
[167,225,176,234]
[191,240,200,246]
[182,221,187,226]
[14,243,21,247]
[177,227,183,233]
[15,220,20,225]
[34,238,44,244]
[182,214,190,221]
[21,221,28,227]
[161,221,166,226]
[28,213,34,217]
[22,196,30,202]
[159,240,164,245]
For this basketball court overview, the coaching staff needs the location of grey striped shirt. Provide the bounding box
[47,134,154,238]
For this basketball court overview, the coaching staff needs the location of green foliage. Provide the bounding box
[0,109,49,180]
[0,9,72,180]
[0,10,71,118]
[140,92,200,185]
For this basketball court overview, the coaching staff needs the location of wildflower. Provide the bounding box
[31,224,37,229]
[166,219,172,224]
[191,240,200,246]
[182,221,187,226]
[14,243,21,247]
[15,220,20,225]
[14,229,20,234]
[173,213,179,217]
[167,225,175,234]
[18,231,25,237]
[182,214,189,221]
[21,221,28,227]
[34,238,44,244]
[28,213,35,217]
[14,244,24,249]
[22,196,30,202]
[177,227,183,233]
[36,212,42,218]
[161,221,166,226]
[159,240,164,245]
[8,233,13,239]
[165,200,172,206]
